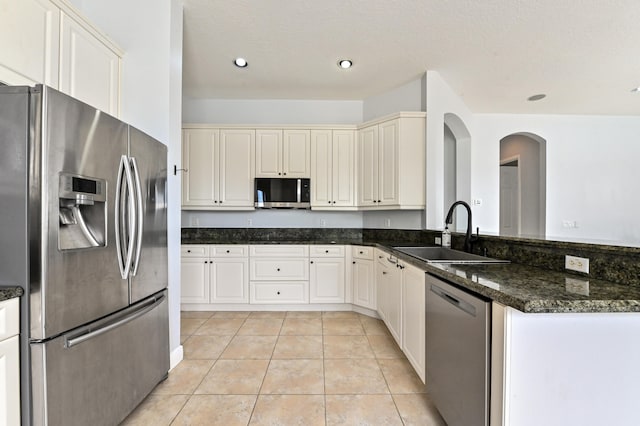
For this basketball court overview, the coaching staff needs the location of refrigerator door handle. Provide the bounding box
[115,155,127,279]
[130,157,144,276]
[65,294,165,348]
[115,154,137,279]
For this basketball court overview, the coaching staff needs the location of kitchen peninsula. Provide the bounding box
[182,227,640,426]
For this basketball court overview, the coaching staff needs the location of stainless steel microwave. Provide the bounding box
[255,178,311,209]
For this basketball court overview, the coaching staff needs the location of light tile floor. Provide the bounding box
[122,311,446,425]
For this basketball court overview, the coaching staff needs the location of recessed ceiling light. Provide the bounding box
[527,94,546,101]
[338,59,353,69]
[234,57,248,68]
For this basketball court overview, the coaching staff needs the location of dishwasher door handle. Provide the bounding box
[430,284,477,317]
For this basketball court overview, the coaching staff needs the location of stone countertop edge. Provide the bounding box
[182,239,640,314]
[0,286,24,302]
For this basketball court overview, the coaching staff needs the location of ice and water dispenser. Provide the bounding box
[58,173,107,250]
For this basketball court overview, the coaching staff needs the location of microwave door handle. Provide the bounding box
[297,179,301,203]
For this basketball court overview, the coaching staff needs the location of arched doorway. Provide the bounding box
[443,113,471,232]
[499,133,546,237]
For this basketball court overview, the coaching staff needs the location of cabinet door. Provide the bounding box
[386,261,403,346]
[210,258,249,303]
[376,257,389,321]
[59,11,119,115]
[283,130,310,177]
[219,129,255,206]
[0,335,20,426]
[378,119,399,205]
[332,130,356,207]
[310,130,333,207]
[309,258,345,303]
[180,257,209,303]
[255,129,282,177]
[358,125,378,206]
[0,0,59,87]
[182,129,219,206]
[352,258,375,310]
[402,263,426,383]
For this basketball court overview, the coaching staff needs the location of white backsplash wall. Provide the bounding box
[182,210,364,228]
[362,210,424,230]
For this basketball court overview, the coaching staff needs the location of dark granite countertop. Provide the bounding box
[0,286,23,302]
[381,245,640,314]
[182,233,640,313]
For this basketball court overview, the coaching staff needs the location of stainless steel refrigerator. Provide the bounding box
[0,85,169,425]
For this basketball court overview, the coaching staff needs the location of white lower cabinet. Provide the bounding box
[376,249,403,344]
[310,245,346,303]
[0,297,20,426]
[401,263,426,383]
[352,246,375,310]
[181,245,249,304]
[249,245,310,304]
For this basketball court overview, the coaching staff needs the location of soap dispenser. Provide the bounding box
[442,226,451,247]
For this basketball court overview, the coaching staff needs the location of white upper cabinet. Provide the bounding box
[256,129,310,177]
[357,113,426,210]
[0,0,60,87]
[0,0,121,116]
[311,129,356,209]
[59,10,120,116]
[182,127,255,209]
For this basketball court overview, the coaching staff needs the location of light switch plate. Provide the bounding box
[565,255,589,274]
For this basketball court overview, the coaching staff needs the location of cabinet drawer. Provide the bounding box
[181,245,208,257]
[250,259,309,281]
[250,245,309,257]
[352,246,374,260]
[212,245,248,257]
[310,245,345,257]
[250,282,309,304]
[0,297,19,341]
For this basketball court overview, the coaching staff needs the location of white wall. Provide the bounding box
[184,209,363,228]
[473,114,640,245]
[183,98,363,124]
[362,210,424,229]
[362,75,425,121]
[425,71,475,230]
[70,0,184,366]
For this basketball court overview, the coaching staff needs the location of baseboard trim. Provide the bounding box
[170,345,184,371]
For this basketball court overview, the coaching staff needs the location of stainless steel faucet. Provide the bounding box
[445,200,478,253]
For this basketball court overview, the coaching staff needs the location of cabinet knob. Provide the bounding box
[278,172,282,175]
[359,251,363,254]
[277,268,280,271]
[328,201,331,204]
[373,200,377,203]
[204,260,208,264]
[226,250,230,253]
[283,172,287,176]
[332,201,336,204]
[325,250,329,253]
[310,261,314,264]
[352,261,356,264]
[277,291,281,295]
[187,250,191,253]
[219,201,222,204]
[377,200,381,203]
[382,271,387,275]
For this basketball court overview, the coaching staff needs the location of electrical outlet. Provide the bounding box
[565,277,590,296]
[565,255,589,274]
[247,219,252,226]
[384,218,391,228]
[320,219,327,227]
[191,217,199,226]
[472,199,483,206]
[435,236,442,245]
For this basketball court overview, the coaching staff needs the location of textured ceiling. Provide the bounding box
[183,0,640,115]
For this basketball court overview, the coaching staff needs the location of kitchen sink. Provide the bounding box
[393,246,509,264]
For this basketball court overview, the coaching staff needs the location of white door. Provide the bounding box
[59,11,119,115]
[378,119,399,205]
[353,259,375,309]
[283,130,310,177]
[309,258,345,303]
[332,130,356,207]
[358,125,378,206]
[255,129,282,177]
[386,263,403,346]
[0,0,60,87]
[210,258,249,303]
[219,129,255,207]
[500,163,520,236]
[310,130,333,206]
[182,129,219,206]
[180,257,209,303]
[402,264,426,383]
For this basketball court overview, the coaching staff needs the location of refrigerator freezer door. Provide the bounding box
[33,86,129,340]
[30,291,169,426]
[128,127,168,303]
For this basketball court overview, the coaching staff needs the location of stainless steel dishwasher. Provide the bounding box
[425,273,491,426]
